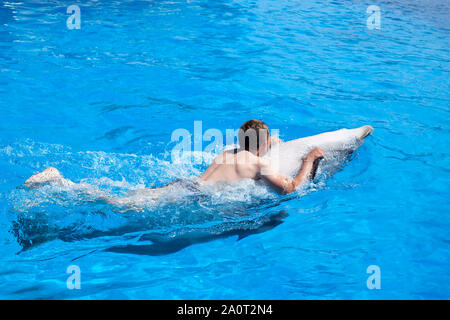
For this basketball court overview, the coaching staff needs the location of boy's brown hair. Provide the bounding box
[238,120,269,152]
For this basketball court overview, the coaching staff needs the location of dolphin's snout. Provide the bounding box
[360,125,374,139]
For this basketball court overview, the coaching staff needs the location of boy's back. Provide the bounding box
[200,149,263,182]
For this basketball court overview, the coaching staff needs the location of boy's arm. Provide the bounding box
[258,148,324,194]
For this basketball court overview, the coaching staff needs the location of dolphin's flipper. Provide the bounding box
[309,156,324,180]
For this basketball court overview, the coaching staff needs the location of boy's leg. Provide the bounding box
[25,167,75,187]
[23,167,165,208]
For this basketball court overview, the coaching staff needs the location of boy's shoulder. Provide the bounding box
[214,149,261,166]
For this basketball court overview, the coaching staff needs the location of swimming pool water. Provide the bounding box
[0,0,449,299]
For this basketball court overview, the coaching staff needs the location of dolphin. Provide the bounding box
[265,125,374,177]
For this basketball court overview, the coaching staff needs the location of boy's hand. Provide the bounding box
[305,148,324,161]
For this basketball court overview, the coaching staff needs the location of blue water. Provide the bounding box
[0,0,449,299]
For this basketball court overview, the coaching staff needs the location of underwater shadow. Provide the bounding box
[104,210,289,256]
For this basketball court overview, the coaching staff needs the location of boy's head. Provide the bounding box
[238,119,270,155]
